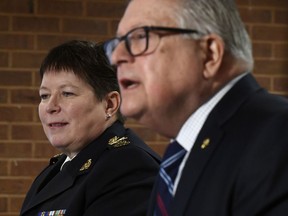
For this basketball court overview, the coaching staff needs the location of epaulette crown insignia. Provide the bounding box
[108,136,130,148]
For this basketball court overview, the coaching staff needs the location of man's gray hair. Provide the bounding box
[175,0,253,69]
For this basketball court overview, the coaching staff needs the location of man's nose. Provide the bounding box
[110,41,133,66]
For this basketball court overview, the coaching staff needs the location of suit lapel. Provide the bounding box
[172,117,224,215]
[36,157,65,193]
[171,74,262,214]
[27,165,76,210]
[20,155,65,214]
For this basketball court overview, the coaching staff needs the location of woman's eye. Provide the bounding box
[40,94,49,100]
[40,94,48,100]
[62,92,74,97]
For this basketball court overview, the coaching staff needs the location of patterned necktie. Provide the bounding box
[154,140,187,216]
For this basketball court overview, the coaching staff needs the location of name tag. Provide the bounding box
[38,209,66,216]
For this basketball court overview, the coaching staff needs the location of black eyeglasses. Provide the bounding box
[104,26,202,63]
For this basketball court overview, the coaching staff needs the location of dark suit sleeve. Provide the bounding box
[78,145,159,216]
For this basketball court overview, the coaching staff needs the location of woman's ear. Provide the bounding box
[201,33,225,79]
[105,91,121,118]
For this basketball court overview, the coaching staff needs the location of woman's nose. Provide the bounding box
[46,96,61,114]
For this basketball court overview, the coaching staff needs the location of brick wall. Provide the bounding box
[237,0,288,97]
[0,0,287,215]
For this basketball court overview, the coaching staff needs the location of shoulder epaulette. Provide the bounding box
[108,136,130,148]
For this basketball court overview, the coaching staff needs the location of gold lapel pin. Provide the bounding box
[80,159,92,171]
[201,138,210,149]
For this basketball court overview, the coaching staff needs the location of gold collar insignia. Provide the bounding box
[79,159,92,171]
[50,153,64,165]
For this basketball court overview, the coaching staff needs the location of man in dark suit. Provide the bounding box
[20,40,160,216]
[105,0,288,215]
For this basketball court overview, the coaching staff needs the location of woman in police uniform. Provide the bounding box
[20,40,160,216]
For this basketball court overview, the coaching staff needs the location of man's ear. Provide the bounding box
[105,91,121,116]
[201,34,225,79]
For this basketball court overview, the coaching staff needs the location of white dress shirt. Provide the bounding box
[173,73,247,194]
[60,154,77,171]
